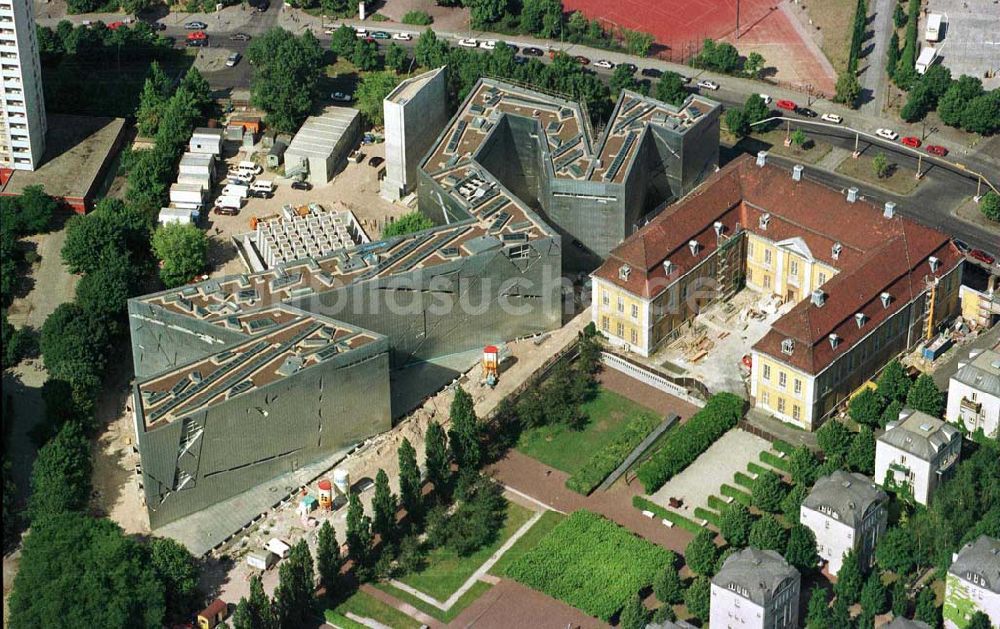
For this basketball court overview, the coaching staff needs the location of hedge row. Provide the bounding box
[707,495,729,511]
[760,450,789,471]
[898,0,921,72]
[721,484,752,506]
[504,510,672,620]
[632,496,704,534]
[734,471,756,490]
[772,439,795,455]
[565,413,660,495]
[847,0,868,73]
[635,393,745,493]
[694,506,721,526]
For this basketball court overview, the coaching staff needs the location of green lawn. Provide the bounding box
[516,388,659,474]
[375,580,493,623]
[326,590,422,629]
[397,501,534,601]
[489,510,567,577]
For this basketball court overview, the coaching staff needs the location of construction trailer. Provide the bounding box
[189,127,224,156]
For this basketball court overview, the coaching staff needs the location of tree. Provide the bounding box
[752,470,787,513]
[353,71,400,126]
[448,386,482,472]
[653,557,684,604]
[273,540,314,628]
[901,84,934,122]
[818,420,852,459]
[231,597,253,629]
[623,29,654,57]
[619,593,649,629]
[830,594,853,628]
[345,490,373,569]
[247,28,324,132]
[5,185,56,234]
[847,426,876,475]
[850,388,885,427]
[467,0,510,27]
[151,223,207,288]
[788,446,819,486]
[834,71,862,108]
[915,587,939,626]
[805,586,829,629]
[744,93,770,126]
[790,129,807,147]
[719,502,754,547]
[980,191,1000,222]
[859,571,887,616]
[836,548,864,604]
[352,37,382,71]
[875,527,917,573]
[27,421,91,524]
[890,578,908,616]
[316,520,342,597]
[654,72,687,106]
[125,147,173,213]
[938,75,983,127]
[329,25,357,58]
[960,91,1000,135]
[62,212,128,275]
[243,574,276,629]
[744,52,766,78]
[785,524,819,572]
[749,514,788,552]
[725,108,750,138]
[7,513,165,627]
[684,529,718,576]
[150,537,199,623]
[383,211,434,238]
[886,31,900,80]
[610,65,638,95]
[396,534,426,574]
[967,611,993,629]
[414,29,449,69]
[75,260,139,318]
[156,87,200,159]
[872,152,890,179]
[385,43,409,74]
[684,576,711,622]
[906,374,944,416]
[179,67,213,115]
[372,468,398,545]
[397,438,423,528]
[437,473,508,555]
[424,421,450,497]
[136,61,172,137]
[782,483,809,522]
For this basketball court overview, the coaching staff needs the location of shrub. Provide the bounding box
[760,450,790,471]
[504,510,672,621]
[382,211,434,238]
[401,10,433,25]
[720,484,752,506]
[980,191,1000,223]
[566,412,659,495]
[636,393,744,492]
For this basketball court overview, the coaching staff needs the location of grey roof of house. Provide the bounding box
[951,349,1000,396]
[949,535,1000,594]
[878,409,961,460]
[712,548,800,607]
[802,470,887,529]
[884,618,932,629]
[286,107,360,160]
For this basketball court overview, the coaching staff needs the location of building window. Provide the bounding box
[761,391,770,405]
[794,379,802,395]
[617,297,624,313]
[631,304,638,319]
[630,328,638,344]
[616,322,624,337]
[763,364,771,381]
[793,405,801,420]
[601,316,609,331]
[778,398,786,413]
[602,291,609,306]
[747,267,753,282]
[790,260,798,275]
[748,241,754,257]
[764,274,771,289]
[764,249,772,264]
[779,372,787,389]
[818,272,827,285]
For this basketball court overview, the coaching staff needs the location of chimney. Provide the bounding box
[759,213,770,230]
[714,221,725,237]
[689,240,699,256]
[792,164,804,181]
[829,333,840,349]
[880,292,892,308]
[884,201,896,218]
[832,242,842,260]
[811,289,826,307]
[929,256,940,272]
[756,151,768,167]
[855,312,866,328]
[846,187,859,203]
[619,264,631,280]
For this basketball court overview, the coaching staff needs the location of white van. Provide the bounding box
[222,184,249,198]
[238,160,262,175]
[250,180,274,195]
[228,171,254,185]
[266,538,291,559]
[214,195,243,211]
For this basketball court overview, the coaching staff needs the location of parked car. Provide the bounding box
[291,180,312,191]
[514,55,528,65]
[821,113,843,124]
[230,32,251,41]
[925,144,948,156]
[371,31,390,40]
[970,249,997,266]
[184,21,207,29]
[392,32,412,40]
[697,79,719,90]
[354,477,376,493]
[758,94,772,105]
[457,38,478,48]
[185,39,208,48]
[952,239,971,254]
[506,45,519,53]
[901,136,922,148]
[225,52,241,67]
[875,128,899,140]
[776,99,797,111]
[594,59,615,69]
[355,28,368,38]
[641,67,662,78]
[186,31,208,40]
[574,55,591,65]
[796,107,818,118]
[523,46,544,56]
[479,39,497,50]
[369,156,385,167]
[213,206,238,216]
[330,91,352,103]
[620,63,638,74]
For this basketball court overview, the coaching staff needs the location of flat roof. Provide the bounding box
[386,66,445,104]
[286,107,360,160]
[0,114,125,201]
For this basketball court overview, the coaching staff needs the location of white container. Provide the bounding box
[265,538,291,559]
[333,468,350,495]
[915,47,938,74]
[246,551,277,570]
[925,13,942,42]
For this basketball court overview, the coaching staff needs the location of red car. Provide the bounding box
[574,55,591,65]
[186,31,208,41]
[970,249,997,266]
[776,99,797,111]
[107,21,125,30]
[901,136,922,148]
[925,144,948,156]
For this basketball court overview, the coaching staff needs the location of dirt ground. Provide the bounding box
[376,0,471,35]
[448,579,607,629]
[793,0,856,74]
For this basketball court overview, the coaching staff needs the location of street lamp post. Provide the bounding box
[853,132,860,158]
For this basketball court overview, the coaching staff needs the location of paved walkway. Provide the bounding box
[860,0,896,116]
[447,579,607,629]
[360,584,443,628]
[387,509,544,611]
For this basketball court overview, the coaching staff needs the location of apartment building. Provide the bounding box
[875,408,962,505]
[800,470,888,575]
[946,348,1000,440]
[944,535,1000,629]
[592,154,963,429]
[710,548,800,629]
[0,0,46,170]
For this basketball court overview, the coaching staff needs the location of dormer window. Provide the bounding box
[880,292,892,308]
[832,242,842,260]
[759,213,770,230]
[781,339,794,355]
[929,256,940,272]
[663,260,673,276]
[829,333,840,349]
[855,313,866,328]
[619,265,631,281]
[811,289,826,307]
[714,221,724,237]
[689,240,699,256]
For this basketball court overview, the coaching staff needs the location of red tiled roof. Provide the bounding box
[594,154,963,375]
[198,599,227,620]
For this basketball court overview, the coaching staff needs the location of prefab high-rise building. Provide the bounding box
[0,0,47,171]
